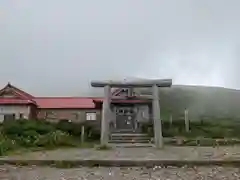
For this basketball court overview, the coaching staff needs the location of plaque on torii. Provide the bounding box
[91,79,172,149]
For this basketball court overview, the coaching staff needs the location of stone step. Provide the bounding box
[109,133,151,144]
[111,133,149,137]
[111,130,142,133]
[109,139,151,144]
[110,136,151,140]
[109,143,154,148]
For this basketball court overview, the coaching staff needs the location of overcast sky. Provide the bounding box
[1,0,240,96]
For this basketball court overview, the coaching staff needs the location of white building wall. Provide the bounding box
[0,105,30,122]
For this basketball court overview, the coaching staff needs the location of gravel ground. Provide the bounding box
[1,165,240,180]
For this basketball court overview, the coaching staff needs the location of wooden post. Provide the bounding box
[81,125,85,144]
[184,108,190,132]
[169,114,173,127]
[101,85,111,145]
[152,84,163,148]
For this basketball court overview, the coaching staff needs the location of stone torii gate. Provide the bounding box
[91,79,172,148]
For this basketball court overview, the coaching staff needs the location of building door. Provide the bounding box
[116,107,135,130]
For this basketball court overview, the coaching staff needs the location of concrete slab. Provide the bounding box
[1,146,240,167]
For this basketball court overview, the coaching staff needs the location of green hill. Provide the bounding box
[90,84,240,121]
[140,85,240,121]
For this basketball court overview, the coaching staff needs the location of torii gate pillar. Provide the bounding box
[101,85,111,145]
[152,84,163,148]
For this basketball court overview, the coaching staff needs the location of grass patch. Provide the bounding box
[164,137,240,146]
[143,119,240,139]
[141,118,240,146]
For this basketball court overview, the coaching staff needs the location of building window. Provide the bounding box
[125,108,132,115]
[4,114,15,121]
[45,111,56,119]
[116,108,124,115]
[86,112,96,121]
[129,109,134,115]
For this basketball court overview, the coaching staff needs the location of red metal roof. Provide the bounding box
[0,83,34,100]
[0,83,149,108]
[93,98,150,103]
[34,97,96,109]
[0,83,37,105]
[0,99,36,105]
[8,84,35,99]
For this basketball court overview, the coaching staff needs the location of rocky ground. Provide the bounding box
[1,165,240,180]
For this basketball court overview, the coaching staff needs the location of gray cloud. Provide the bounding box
[0,0,240,96]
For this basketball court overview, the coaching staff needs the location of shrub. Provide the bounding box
[198,138,216,146]
[55,120,73,132]
[1,120,82,149]
[13,130,40,147]
[141,122,154,137]
[55,121,83,136]
[56,121,100,141]
[200,126,226,138]
[2,120,55,137]
[84,124,100,141]
[35,131,77,148]
[163,127,180,137]
[171,120,185,130]
[0,134,16,156]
